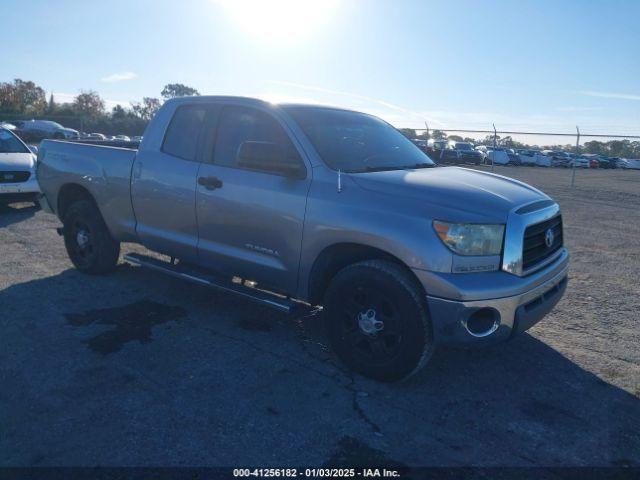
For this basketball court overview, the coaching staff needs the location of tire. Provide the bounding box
[62,200,120,274]
[323,260,434,382]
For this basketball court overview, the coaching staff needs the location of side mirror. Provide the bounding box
[29,145,38,155]
[237,141,305,179]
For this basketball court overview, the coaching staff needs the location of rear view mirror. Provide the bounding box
[237,141,305,179]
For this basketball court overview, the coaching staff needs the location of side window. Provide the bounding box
[213,105,303,174]
[162,105,207,161]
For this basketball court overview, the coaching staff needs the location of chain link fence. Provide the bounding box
[401,125,640,187]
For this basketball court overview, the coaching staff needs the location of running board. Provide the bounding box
[123,253,304,314]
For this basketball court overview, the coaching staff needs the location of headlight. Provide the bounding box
[433,221,504,256]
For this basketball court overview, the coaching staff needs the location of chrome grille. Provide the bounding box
[522,215,563,271]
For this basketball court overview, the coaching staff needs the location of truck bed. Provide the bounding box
[37,139,139,241]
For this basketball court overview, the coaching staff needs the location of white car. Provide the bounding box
[0,127,41,204]
[568,157,590,168]
[518,149,548,166]
[0,122,17,131]
[114,135,131,141]
[87,133,107,140]
[486,148,510,165]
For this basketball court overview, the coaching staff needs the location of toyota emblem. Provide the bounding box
[544,228,555,248]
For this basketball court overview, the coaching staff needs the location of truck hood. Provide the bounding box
[350,166,549,222]
[0,152,35,170]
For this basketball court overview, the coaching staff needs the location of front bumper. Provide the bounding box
[0,175,40,197]
[420,251,569,346]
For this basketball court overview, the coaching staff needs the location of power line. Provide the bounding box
[417,128,640,139]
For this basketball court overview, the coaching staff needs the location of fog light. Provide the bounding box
[465,308,499,337]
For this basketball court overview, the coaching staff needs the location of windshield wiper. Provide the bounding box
[350,163,435,173]
[403,163,435,169]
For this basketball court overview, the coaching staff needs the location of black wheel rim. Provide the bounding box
[338,283,404,365]
[69,220,95,267]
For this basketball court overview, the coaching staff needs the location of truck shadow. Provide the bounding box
[0,202,38,228]
[1,264,638,466]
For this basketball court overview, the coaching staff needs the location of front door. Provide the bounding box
[195,104,311,295]
[131,104,207,262]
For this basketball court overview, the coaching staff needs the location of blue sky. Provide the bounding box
[3,0,639,139]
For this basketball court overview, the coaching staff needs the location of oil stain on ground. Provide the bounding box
[65,300,186,355]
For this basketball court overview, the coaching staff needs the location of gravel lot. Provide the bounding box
[1,166,639,468]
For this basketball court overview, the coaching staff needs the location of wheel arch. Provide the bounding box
[57,183,99,220]
[306,242,425,306]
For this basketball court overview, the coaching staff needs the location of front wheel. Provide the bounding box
[323,260,434,381]
[62,200,120,274]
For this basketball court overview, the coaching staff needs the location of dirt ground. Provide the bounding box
[1,166,639,467]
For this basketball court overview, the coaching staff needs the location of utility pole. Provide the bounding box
[571,126,580,187]
[492,123,497,172]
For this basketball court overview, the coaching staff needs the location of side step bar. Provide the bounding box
[123,253,307,314]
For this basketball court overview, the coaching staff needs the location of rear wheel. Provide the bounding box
[323,260,434,382]
[62,200,120,274]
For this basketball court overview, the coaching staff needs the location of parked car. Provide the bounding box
[620,158,640,170]
[451,142,483,165]
[131,136,143,142]
[568,157,590,168]
[542,150,571,168]
[37,96,568,382]
[0,126,41,204]
[427,139,459,163]
[485,147,510,165]
[18,120,79,141]
[114,135,131,141]
[86,133,107,140]
[517,150,551,167]
[0,122,17,131]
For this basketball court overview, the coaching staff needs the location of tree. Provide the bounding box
[0,79,47,114]
[73,91,105,118]
[46,93,57,114]
[431,130,447,140]
[398,128,416,139]
[132,97,161,120]
[111,104,128,119]
[448,135,464,142]
[161,83,199,100]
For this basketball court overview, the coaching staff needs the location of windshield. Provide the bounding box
[0,129,29,154]
[284,107,434,172]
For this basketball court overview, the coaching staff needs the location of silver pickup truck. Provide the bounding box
[37,96,568,381]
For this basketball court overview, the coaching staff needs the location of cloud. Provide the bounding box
[101,71,138,83]
[577,90,640,101]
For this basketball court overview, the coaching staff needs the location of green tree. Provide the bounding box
[398,128,416,139]
[132,97,161,120]
[0,79,47,114]
[431,130,447,140]
[73,91,105,118]
[161,83,199,100]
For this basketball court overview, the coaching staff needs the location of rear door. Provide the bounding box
[195,104,311,294]
[131,104,207,262]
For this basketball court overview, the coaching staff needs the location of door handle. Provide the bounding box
[198,176,223,190]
